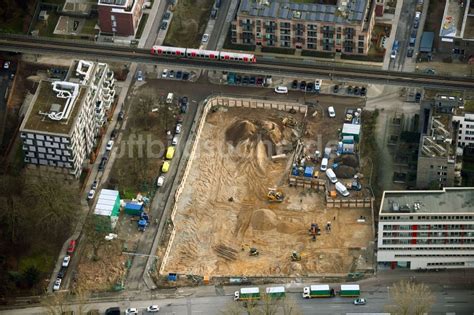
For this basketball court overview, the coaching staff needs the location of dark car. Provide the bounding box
[118,111,125,120]
[57,268,66,279]
[249,77,256,85]
[407,48,414,57]
[306,82,314,91]
[354,86,360,95]
[180,96,189,105]
[242,76,249,84]
[299,81,306,90]
[98,156,108,171]
[163,11,171,20]
[91,180,98,190]
[235,75,241,84]
[182,72,189,80]
[160,21,168,30]
[180,104,188,113]
[291,80,298,89]
[414,20,419,29]
[111,129,118,139]
[210,9,217,19]
[360,87,367,96]
[256,77,264,85]
[176,71,182,79]
[333,85,339,93]
[105,307,121,315]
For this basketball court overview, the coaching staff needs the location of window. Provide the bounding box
[358,35,364,41]
[111,15,116,21]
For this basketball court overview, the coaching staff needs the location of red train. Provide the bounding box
[151,45,256,63]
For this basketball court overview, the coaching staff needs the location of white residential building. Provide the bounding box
[377,187,474,270]
[19,60,115,178]
[453,113,474,148]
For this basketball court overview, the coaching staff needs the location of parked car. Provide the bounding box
[347,86,353,94]
[162,161,170,173]
[3,61,10,69]
[172,135,179,145]
[249,76,256,85]
[353,298,366,305]
[106,140,114,151]
[169,70,175,78]
[57,268,66,279]
[87,189,95,201]
[256,77,264,85]
[161,69,168,78]
[353,86,360,95]
[118,111,125,120]
[98,156,108,171]
[105,307,121,315]
[291,80,298,89]
[160,21,168,30]
[299,81,307,90]
[67,239,76,254]
[360,87,367,96]
[111,129,118,139]
[328,106,336,118]
[180,96,189,106]
[53,278,62,291]
[62,255,71,267]
[201,33,209,43]
[333,85,339,93]
[242,76,249,84]
[163,11,171,20]
[407,48,414,58]
[136,71,143,81]
[175,123,182,134]
[147,305,160,312]
[235,75,242,84]
[176,71,183,79]
[306,82,314,92]
[210,9,217,19]
[157,175,165,187]
[180,103,187,113]
[182,72,189,80]
[91,180,98,190]
[274,86,288,94]
[314,79,321,91]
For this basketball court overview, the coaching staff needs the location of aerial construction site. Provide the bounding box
[159,103,373,277]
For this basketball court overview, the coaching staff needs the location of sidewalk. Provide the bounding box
[382,0,404,70]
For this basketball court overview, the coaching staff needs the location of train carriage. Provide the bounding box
[151,45,256,63]
[219,51,256,63]
[151,45,186,56]
[185,48,219,60]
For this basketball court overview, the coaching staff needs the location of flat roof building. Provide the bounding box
[20,60,115,178]
[98,0,145,36]
[438,0,474,56]
[377,187,474,270]
[231,0,376,55]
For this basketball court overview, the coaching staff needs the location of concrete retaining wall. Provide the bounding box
[209,97,308,114]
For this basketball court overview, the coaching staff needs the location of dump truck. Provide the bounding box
[234,287,260,301]
[302,284,333,298]
[340,284,360,297]
[267,188,284,202]
[266,286,286,299]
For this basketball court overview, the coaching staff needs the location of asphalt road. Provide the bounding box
[390,0,416,70]
[207,0,231,50]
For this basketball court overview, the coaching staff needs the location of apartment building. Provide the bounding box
[231,0,376,55]
[98,0,145,36]
[453,112,474,148]
[19,60,115,178]
[416,99,459,189]
[377,187,474,270]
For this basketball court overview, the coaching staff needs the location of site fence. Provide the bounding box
[209,97,308,115]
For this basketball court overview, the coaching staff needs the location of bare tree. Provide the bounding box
[386,280,435,315]
[42,292,71,315]
[221,294,302,315]
[82,215,107,261]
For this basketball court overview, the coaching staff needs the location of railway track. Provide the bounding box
[0,34,473,90]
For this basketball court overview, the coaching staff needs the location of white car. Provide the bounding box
[87,189,95,200]
[106,140,114,151]
[157,175,165,187]
[137,70,144,81]
[274,86,288,94]
[147,305,160,312]
[161,69,168,78]
[3,61,11,69]
[202,33,209,43]
[353,298,366,305]
[328,106,336,118]
[125,308,138,315]
[53,278,62,291]
[175,123,182,134]
[62,255,71,268]
[390,50,397,59]
[314,79,321,91]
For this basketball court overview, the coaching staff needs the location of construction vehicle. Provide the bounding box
[282,117,296,127]
[290,251,301,261]
[267,188,284,202]
[249,248,259,256]
[302,285,334,298]
[309,223,321,241]
[234,287,260,301]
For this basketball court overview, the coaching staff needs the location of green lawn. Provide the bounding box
[135,14,149,39]
[81,18,98,35]
[465,100,474,113]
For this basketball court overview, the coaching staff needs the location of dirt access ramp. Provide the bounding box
[160,107,372,277]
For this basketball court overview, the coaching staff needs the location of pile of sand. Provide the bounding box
[250,209,277,230]
[225,120,257,146]
[276,222,301,234]
[335,165,357,178]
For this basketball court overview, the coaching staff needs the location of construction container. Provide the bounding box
[266,286,286,299]
[342,123,361,142]
[203,275,210,284]
[330,191,337,198]
[234,287,260,301]
[124,202,143,216]
[304,166,314,177]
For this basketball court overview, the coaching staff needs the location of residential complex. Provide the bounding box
[98,0,145,36]
[19,60,115,178]
[377,187,474,270]
[439,0,474,56]
[231,0,376,54]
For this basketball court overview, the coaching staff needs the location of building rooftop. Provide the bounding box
[237,0,369,24]
[440,0,468,39]
[380,188,474,214]
[21,80,87,135]
[98,0,132,6]
[420,113,456,158]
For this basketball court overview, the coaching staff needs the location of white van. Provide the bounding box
[166,92,174,104]
[335,182,350,197]
[172,135,179,146]
[320,158,328,171]
[328,106,336,118]
[325,168,338,184]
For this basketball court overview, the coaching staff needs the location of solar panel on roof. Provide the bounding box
[263,7,270,17]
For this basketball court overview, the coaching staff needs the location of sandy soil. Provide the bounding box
[161,108,372,277]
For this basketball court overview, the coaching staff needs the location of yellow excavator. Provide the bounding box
[267,188,285,202]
